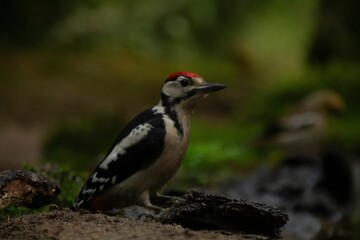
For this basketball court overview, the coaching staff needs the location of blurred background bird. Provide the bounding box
[228,89,353,239]
[254,89,346,157]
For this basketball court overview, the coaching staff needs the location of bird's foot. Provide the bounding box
[150,193,185,208]
[121,205,161,220]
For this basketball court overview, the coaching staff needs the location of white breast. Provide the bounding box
[147,113,190,191]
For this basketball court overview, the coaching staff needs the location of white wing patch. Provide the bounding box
[153,105,165,114]
[111,176,117,184]
[79,172,110,196]
[81,187,96,195]
[91,172,110,183]
[100,123,154,170]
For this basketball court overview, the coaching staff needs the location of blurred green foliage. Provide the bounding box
[0,0,319,77]
[43,113,125,171]
[180,121,260,186]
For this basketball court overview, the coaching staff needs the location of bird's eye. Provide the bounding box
[180,78,191,87]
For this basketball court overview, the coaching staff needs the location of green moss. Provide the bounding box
[23,164,86,208]
[0,205,50,220]
[174,120,262,187]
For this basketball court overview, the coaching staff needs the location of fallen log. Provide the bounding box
[158,190,289,238]
[0,170,60,210]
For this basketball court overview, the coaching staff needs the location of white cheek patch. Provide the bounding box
[162,82,183,98]
[100,123,154,170]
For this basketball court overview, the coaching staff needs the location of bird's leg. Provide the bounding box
[136,191,163,213]
[120,191,162,220]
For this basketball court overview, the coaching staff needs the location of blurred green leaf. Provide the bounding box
[43,113,125,171]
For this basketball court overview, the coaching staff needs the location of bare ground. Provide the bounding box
[0,209,256,240]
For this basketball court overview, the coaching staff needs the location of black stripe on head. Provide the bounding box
[160,88,198,107]
[172,88,197,105]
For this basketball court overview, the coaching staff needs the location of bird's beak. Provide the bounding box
[195,83,226,93]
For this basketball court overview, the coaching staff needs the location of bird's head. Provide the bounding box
[160,72,226,109]
[301,89,346,115]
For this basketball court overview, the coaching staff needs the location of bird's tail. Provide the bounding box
[71,199,89,211]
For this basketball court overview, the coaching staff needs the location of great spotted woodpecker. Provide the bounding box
[73,72,225,212]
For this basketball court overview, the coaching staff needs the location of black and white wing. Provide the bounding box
[74,108,165,208]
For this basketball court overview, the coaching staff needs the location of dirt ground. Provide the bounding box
[0,209,258,240]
